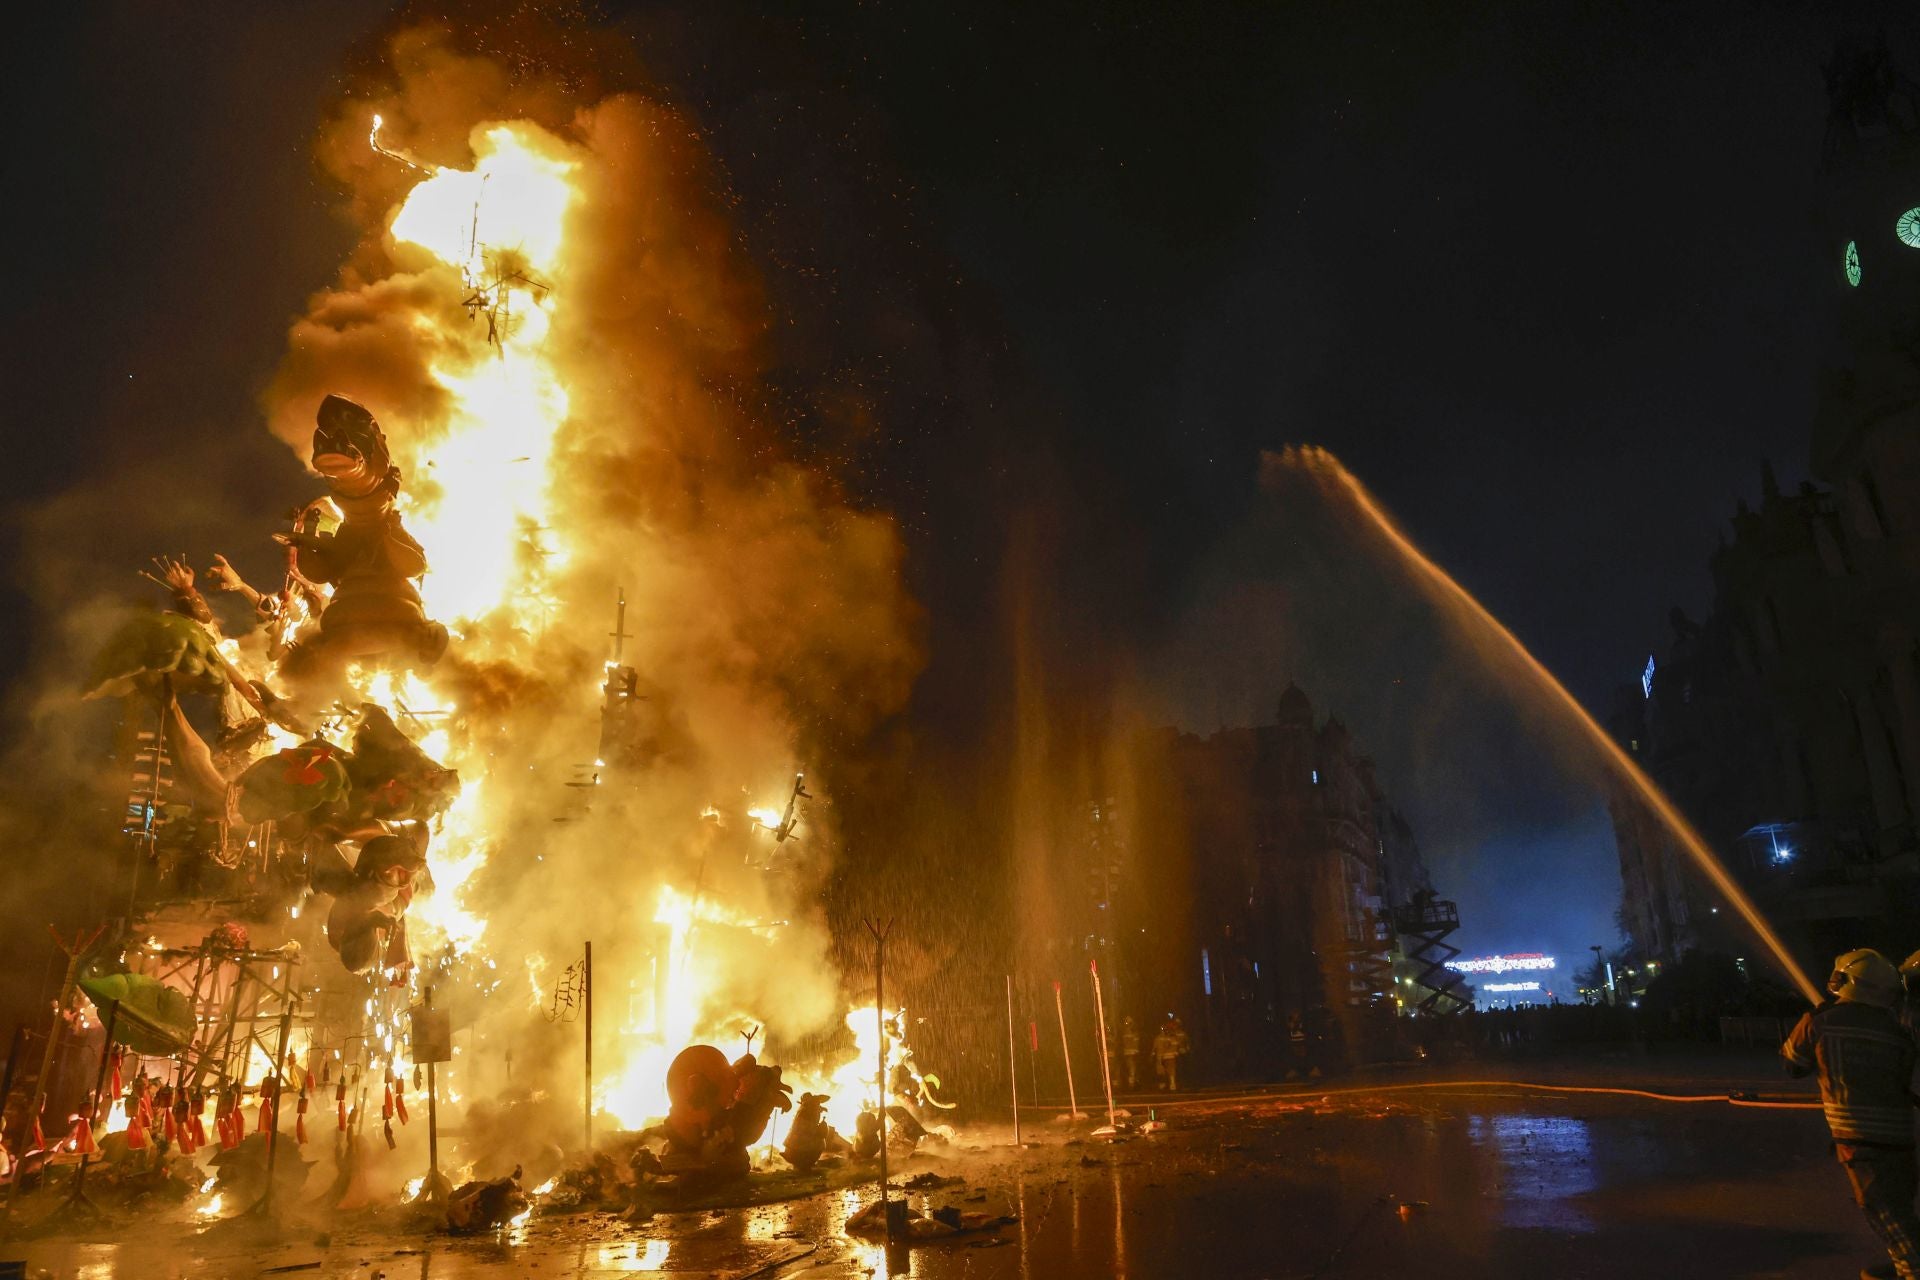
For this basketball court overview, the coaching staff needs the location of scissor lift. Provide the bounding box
[1391,897,1470,1014]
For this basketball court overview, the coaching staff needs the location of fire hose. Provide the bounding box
[1038,1078,1824,1112]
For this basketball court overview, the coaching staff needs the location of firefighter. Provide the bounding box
[1783,949,1918,1280]
[1153,1015,1190,1091]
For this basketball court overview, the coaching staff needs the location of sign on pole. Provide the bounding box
[410,1005,453,1064]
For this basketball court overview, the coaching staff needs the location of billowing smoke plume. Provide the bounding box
[261,24,923,1128]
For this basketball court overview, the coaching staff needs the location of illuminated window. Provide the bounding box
[1311,769,1320,785]
[1201,948,1213,996]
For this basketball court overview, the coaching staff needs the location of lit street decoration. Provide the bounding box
[1449,953,1557,974]
[1845,239,1861,286]
[1484,981,1542,993]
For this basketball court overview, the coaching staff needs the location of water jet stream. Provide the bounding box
[1278,445,1821,1007]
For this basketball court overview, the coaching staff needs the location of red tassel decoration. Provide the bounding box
[217,1089,241,1149]
[71,1115,94,1155]
[190,1089,208,1148]
[177,1091,196,1154]
[109,1047,124,1101]
[296,1092,309,1146]
[125,1112,148,1150]
[335,1079,348,1132]
[394,1074,409,1125]
[383,1116,396,1150]
[382,1077,394,1121]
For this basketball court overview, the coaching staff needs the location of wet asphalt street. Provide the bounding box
[1,1051,1894,1279]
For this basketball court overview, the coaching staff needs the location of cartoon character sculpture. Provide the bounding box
[276,395,447,697]
[231,706,452,974]
[781,1092,850,1172]
[659,1044,793,1177]
[317,831,431,975]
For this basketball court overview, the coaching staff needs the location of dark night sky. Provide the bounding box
[5,1,1915,978]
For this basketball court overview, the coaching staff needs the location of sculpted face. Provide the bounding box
[311,394,393,497]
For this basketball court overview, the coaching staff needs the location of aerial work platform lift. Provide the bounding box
[1391,895,1471,1014]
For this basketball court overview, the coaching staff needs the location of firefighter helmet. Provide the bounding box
[1828,949,1902,1007]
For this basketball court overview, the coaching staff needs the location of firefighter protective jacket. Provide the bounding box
[1783,1001,1917,1147]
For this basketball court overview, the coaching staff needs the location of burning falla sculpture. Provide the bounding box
[276,395,449,698]
[653,1045,793,1178]
[89,393,456,976]
[780,1092,850,1172]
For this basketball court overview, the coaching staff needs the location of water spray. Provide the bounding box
[1279,445,1821,1006]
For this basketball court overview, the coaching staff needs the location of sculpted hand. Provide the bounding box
[139,554,196,595]
[206,554,246,593]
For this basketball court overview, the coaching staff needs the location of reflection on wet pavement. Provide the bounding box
[1468,1112,1597,1231]
[0,1071,1885,1279]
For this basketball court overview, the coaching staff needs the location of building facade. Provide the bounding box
[1120,684,1451,1070]
[1611,36,1920,970]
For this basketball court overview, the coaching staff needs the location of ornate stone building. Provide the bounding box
[1611,35,1920,969]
